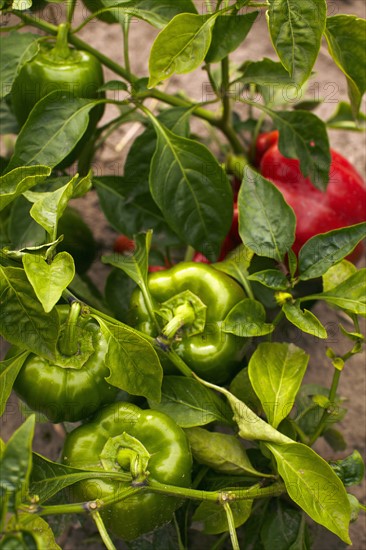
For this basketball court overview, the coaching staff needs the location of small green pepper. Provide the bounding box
[11,23,104,169]
[62,401,192,540]
[129,262,248,383]
[14,304,118,423]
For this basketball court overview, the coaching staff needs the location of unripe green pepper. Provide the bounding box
[129,262,248,383]
[62,401,192,540]
[11,23,104,168]
[14,304,118,423]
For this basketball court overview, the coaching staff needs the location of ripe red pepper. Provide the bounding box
[256,131,366,258]
[113,235,135,254]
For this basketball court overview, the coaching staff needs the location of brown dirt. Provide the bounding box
[1,1,365,548]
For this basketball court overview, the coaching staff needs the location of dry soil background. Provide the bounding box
[1,1,365,549]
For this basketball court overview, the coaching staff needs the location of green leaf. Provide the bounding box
[96,0,197,28]
[238,166,295,262]
[22,252,75,313]
[329,450,365,487]
[97,317,163,402]
[102,230,151,289]
[298,223,366,280]
[248,343,309,429]
[0,100,19,135]
[94,174,168,238]
[311,269,366,316]
[327,102,366,132]
[223,298,274,337]
[0,32,39,100]
[72,171,92,199]
[7,93,99,170]
[30,453,130,503]
[0,351,29,417]
[322,259,357,293]
[348,494,362,523]
[148,117,233,260]
[224,388,292,444]
[25,177,76,240]
[267,0,326,84]
[8,196,46,248]
[206,12,258,63]
[229,367,263,416]
[99,80,129,92]
[273,110,331,190]
[0,165,51,212]
[105,268,137,321]
[94,107,191,240]
[0,266,59,358]
[0,416,35,512]
[248,269,289,290]
[325,15,366,116]
[5,515,61,550]
[323,428,347,452]
[148,376,233,427]
[265,442,352,544]
[282,303,328,339]
[193,499,252,535]
[239,57,295,86]
[260,499,309,550]
[185,427,272,478]
[214,244,254,286]
[148,13,216,87]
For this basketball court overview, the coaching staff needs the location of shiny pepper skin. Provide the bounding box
[11,24,104,170]
[129,262,248,383]
[62,402,192,540]
[13,308,118,423]
[256,131,366,257]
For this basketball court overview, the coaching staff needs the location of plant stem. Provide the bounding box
[205,0,213,13]
[52,22,71,59]
[34,487,142,517]
[308,367,341,446]
[147,479,285,502]
[57,301,81,356]
[91,511,117,550]
[16,13,134,83]
[184,245,196,262]
[66,0,77,25]
[161,303,196,340]
[223,502,240,550]
[122,17,131,74]
[204,63,220,98]
[221,57,231,129]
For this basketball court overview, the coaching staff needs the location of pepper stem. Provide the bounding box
[161,302,196,341]
[51,23,71,60]
[57,301,81,356]
[116,448,141,479]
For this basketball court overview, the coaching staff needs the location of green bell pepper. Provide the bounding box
[129,262,248,382]
[62,401,192,540]
[11,23,104,169]
[14,304,118,423]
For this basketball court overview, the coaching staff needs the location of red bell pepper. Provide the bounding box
[256,131,366,258]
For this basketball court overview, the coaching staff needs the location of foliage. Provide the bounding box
[0,0,365,549]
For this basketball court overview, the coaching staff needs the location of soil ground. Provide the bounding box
[1,0,365,548]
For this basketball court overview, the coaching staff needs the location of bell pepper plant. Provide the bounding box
[0,1,365,549]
